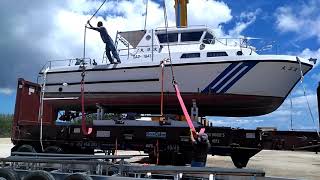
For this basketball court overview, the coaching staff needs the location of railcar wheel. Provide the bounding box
[16,145,36,153]
[23,170,55,180]
[64,173,93,180]
[0,168,20,180]
[231,155,249,169]
[44,146,64,154]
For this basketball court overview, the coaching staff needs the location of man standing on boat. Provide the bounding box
[190,129,211,167]
[87,21,121,64]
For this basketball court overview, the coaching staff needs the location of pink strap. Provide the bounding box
[199,128,205,134]
[81,81,92,135]
[174,84,205,133]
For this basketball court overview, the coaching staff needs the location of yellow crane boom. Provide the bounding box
[174,0,188,27]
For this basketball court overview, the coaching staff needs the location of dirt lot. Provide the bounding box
[207,150,320,180]
[0,138,13,157]
[0,138,319,179]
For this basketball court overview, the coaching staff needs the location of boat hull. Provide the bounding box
[42,58,312,117]
[45,92,283,116]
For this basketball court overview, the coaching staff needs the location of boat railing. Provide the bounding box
[215,38,251,48]
[155,25,207,31]
[40,58,93,72]
[214,37,277,53]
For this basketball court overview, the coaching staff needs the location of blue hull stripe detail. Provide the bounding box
[202,63,239,93]
[219,62,258,93]
[202,61,259,93]
[211,64,246,92]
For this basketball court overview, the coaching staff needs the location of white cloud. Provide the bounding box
[188,0,232,28]
[275,0,320,42]
[23,0,234,63]
[0,88,14,95]
[208,86,319,131]
[228,9,261,37]
[275,7,301,33]
[299,48,320,63]
[1,0,238,89]
[0,0,269,117]
[298,48,320,80]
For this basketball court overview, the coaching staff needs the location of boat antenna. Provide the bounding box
[144,0,149,30]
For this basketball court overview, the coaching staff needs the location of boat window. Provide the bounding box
[181,31,203,42]
[181,53,200,58]
[203,32,215,44]
[207,52,228,57]
[157,33,178,43]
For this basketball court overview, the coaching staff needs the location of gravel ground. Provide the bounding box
[0,138,13,157]
[1,138,319,179]
[207,150,320,180]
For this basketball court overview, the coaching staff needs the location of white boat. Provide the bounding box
[40,26,314,117]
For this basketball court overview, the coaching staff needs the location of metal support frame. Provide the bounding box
[0,153,267,179]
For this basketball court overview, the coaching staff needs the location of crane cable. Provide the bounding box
[144,0,149,30]
[162,0,204,134]
[80,0,107,135]
[162,0,176,83]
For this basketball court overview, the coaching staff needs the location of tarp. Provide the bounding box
[118,30,146,48]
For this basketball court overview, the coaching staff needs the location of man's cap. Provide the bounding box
[197,133,208,143]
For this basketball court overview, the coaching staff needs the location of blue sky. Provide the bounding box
[0,0,320,131]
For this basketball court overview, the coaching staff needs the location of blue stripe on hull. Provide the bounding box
[202,61,258,93]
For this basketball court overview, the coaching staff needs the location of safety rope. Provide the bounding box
[297,57,320,137]
[83,25,87,62]
[89,0,107,22]
[160,61,165,116]
[156,139,159,165]
[38,68,50,152]
[115,138,118,156]
[80,0,107,136]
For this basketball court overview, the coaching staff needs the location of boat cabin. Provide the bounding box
[115,26,257,63]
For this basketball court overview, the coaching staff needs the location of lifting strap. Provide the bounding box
[162,0,205,134]
[174,83,205,134]
[80,64,92,135]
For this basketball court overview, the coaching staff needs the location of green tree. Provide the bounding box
[0,114,13,138]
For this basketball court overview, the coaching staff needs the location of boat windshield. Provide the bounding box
[157,33,178,43]
[181,31,203,42]
[203,32,215,44]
